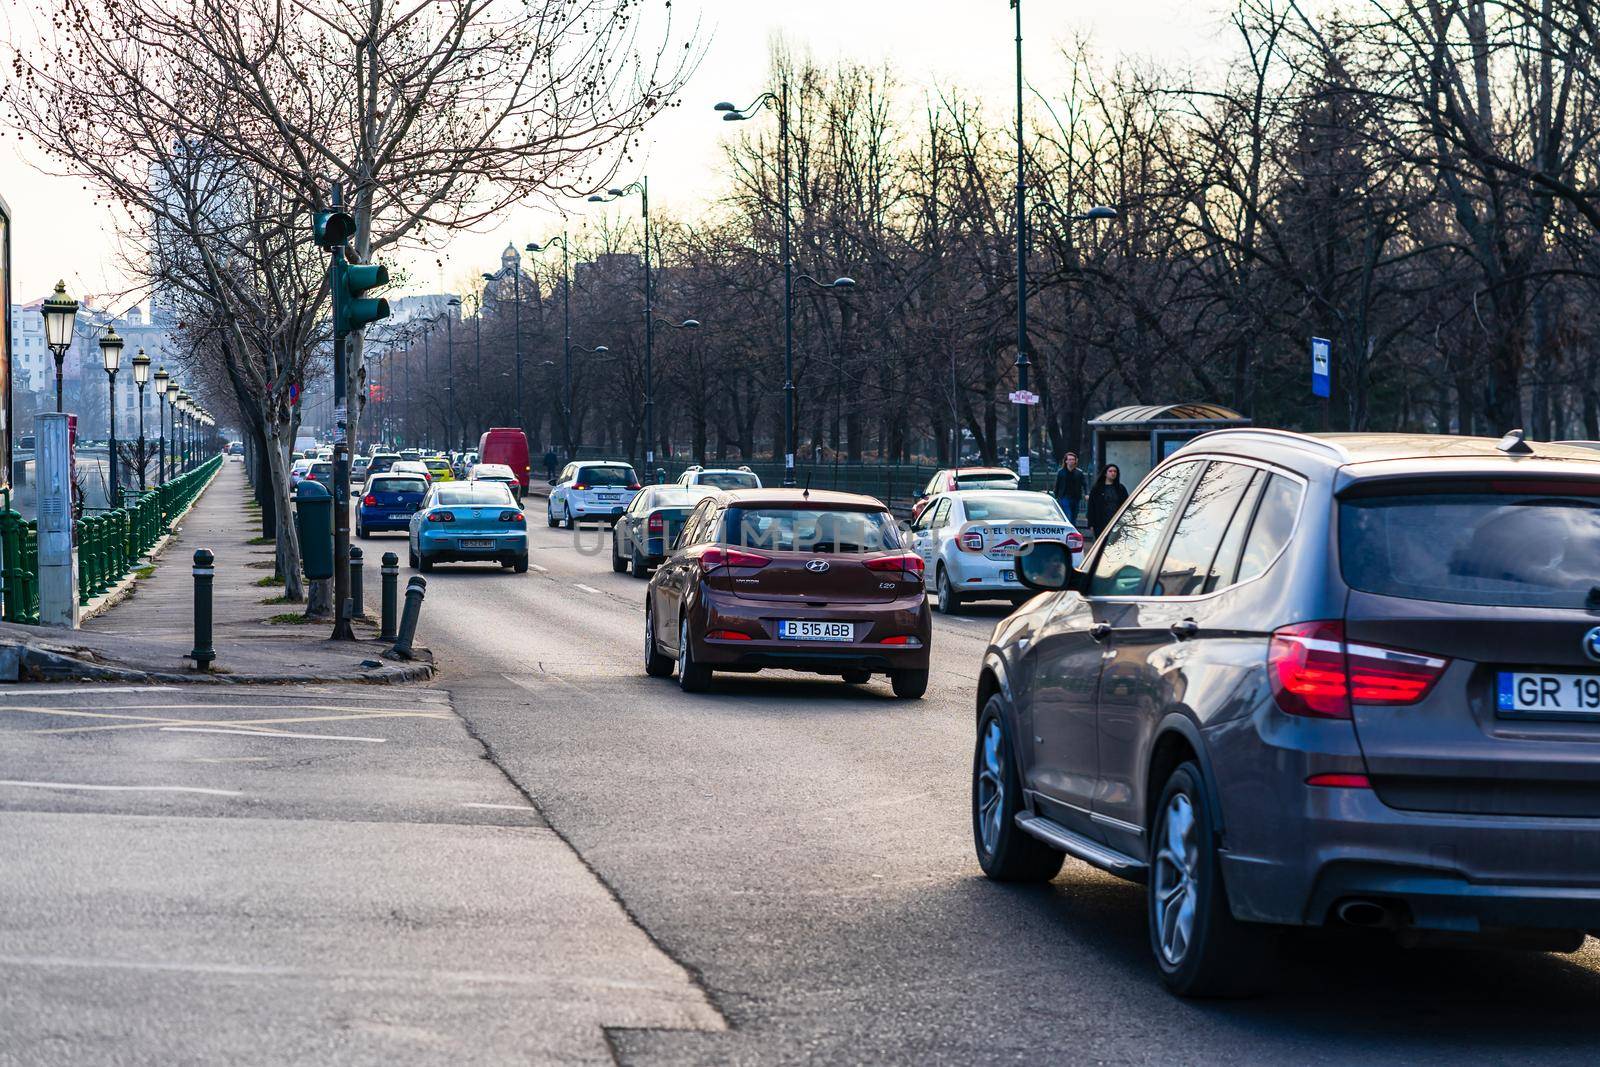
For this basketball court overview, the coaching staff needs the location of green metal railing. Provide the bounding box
[0,454,222,624]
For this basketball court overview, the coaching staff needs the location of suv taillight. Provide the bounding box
[700,546,770,572]
[1269,620,1448,719]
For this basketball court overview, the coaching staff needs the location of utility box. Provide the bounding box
[294,479,334,581]
[36,413,77,627]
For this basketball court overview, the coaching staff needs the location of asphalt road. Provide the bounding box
[403,515,1600,1065]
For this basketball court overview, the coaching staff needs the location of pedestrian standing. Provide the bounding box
[1053,452,1087,526]
[1087,464,1130,536]
[544,448,558,483]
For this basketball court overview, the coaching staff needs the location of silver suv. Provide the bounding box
[973,430,1600,995]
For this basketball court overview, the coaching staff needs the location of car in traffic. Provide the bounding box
[356,473,429,538]
[676,464,762,490]
[408,480,528,572]
[972,429,1600,996]
[612,484,718,577]
[909,489,1083,613]
[307,460,334,490]
[289,457,312,486]
[547,461,640,527]
[367,452,401,478]
[478,427,531,495]
[351,456,370,483]
[644,488,932,698]
[911,466,1021,520]
[391,459,433,485]
[468,462,521,502]
[422,456,454,483]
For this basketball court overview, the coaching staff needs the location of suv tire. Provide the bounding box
[972,696,1064,881]
[1149,761,1274,997]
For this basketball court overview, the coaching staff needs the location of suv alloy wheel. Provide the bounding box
[972,696,1064,881]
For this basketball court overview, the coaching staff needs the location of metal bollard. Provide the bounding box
[379,551,400,641]
[187,548,216,671]
[349,546,366,620]
[390,575,426,659]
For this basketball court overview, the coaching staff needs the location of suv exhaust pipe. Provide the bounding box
[1336,899,1395,928]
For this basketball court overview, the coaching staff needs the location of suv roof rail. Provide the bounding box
[1183,427,1350,462]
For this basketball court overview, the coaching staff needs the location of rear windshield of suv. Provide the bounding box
[1341,481,1600,608]
[724,507,902,553]
[576,465,636,487]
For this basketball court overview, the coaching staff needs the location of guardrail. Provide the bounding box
[0,454,222,624]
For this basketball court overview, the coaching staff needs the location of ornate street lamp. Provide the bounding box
[99,326,124,505]
[153,366,170,484]
[445,298,460,449]
[131,349,151,491]
[41,281,79,414]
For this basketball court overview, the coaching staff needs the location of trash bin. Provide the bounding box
[294,479,334,581]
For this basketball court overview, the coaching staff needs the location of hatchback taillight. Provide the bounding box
[363,494,376,507]
[627,483,642,490]
[1269,620,1448,719]
[700,546,770,572]
[865,551,925,577]
[573,483,588,491]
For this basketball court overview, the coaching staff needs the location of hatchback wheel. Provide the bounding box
[611,533,628,573]
[677,618,712,693]
[1149,761,1273,997]
[890,668,928,699]
[972,696,1064,881]
[643,600,674,678]
[937,566,963,615]
[546,507,558,528]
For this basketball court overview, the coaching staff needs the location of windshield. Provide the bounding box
[724,507,902,553]
[437,485,515,506]
[1341,482,1600,608]
[370,477,425,495]
[698,470,759,489]
[962,492,1064,522]
[955,471,1019,490]
[577,466,636,487]
[644,488,710,508]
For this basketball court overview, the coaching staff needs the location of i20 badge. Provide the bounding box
[1584,627,1600,664]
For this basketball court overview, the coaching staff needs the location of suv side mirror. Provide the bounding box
[1016,540,1081,592]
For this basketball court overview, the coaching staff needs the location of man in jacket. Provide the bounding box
[1053,452,1087,525]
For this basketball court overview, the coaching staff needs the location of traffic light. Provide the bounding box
[334,258,390,335]
[313,209,356,249]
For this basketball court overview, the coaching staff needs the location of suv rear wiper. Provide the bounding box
[1587,586,1600,609]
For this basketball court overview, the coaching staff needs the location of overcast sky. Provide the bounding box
[0,0,1235,306]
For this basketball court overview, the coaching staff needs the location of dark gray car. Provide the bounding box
[973,430,1600,995]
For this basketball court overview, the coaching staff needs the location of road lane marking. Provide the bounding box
[574,583,602,595]
[530,563,548,572]
[22,710,449,736]
[160,727,387,743]
[0,685,180,695]
[459,802,536,811]
[0,779,242,797]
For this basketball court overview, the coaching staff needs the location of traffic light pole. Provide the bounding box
[329,183,355,641]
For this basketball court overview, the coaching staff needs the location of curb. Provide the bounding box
[0,638,435,686]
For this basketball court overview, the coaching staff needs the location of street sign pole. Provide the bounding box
[1311,336,1332,431]
[330,182,354,641]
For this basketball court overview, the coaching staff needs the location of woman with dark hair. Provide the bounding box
[1087,464,1130,534]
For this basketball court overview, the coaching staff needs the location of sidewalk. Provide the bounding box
[0,460,431,685]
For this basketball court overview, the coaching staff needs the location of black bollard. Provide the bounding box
[187,548,216,671]
[349,546,365,620]
[379,551,399,641]
[391,575,426,659]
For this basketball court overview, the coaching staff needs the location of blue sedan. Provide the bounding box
[408,482,528,573]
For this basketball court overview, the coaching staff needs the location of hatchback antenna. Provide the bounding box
[803,472,812,498]
[1497,428,1534,455]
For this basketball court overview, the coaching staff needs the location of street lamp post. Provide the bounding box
[99,326,123,506]
[132,349,150,491]
[528,235,573,461]
[590,180,659,479]
[445,301,460,449]
[40,281,79,414]
[153,367,169,484]
[174,394,187,473]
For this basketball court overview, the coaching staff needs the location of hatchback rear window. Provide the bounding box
[1340,482,1600,608]
[955,472,1019,490]
[697,470,759,489]
[370,478,425,495]
[724,507,902,553]
[577,466,636,487]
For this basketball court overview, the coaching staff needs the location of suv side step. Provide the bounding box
[1015,812,1148,882]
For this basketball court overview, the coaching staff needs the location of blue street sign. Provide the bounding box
[1310,337,1331,398]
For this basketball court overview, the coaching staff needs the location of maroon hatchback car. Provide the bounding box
[644,489,933,697]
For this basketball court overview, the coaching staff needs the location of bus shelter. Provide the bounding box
[1088,403,1248,488]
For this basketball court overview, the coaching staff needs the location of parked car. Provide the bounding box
[468,462,520,502]
[356,473,429,538]
[408,481,528,572]
[974,429,1600,996]
[911,466,1021,521]
[644,488,931,697]
[676,464,762,490]
[909,489,1083,613]
[612,484,718,577]
[367,452,401,477]
[478,427,531,494]
[547,461,640,527]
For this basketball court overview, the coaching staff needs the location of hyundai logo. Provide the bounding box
[1585,627,1600,664]
[806,559,830,573]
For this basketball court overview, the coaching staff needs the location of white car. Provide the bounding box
[289,458,312,486]
[469,462,520,500]
[675,464,762,490]
[909,489,1084,614]
[547,461,640,527]
[391,459,433,485]
[351,456,370,482]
